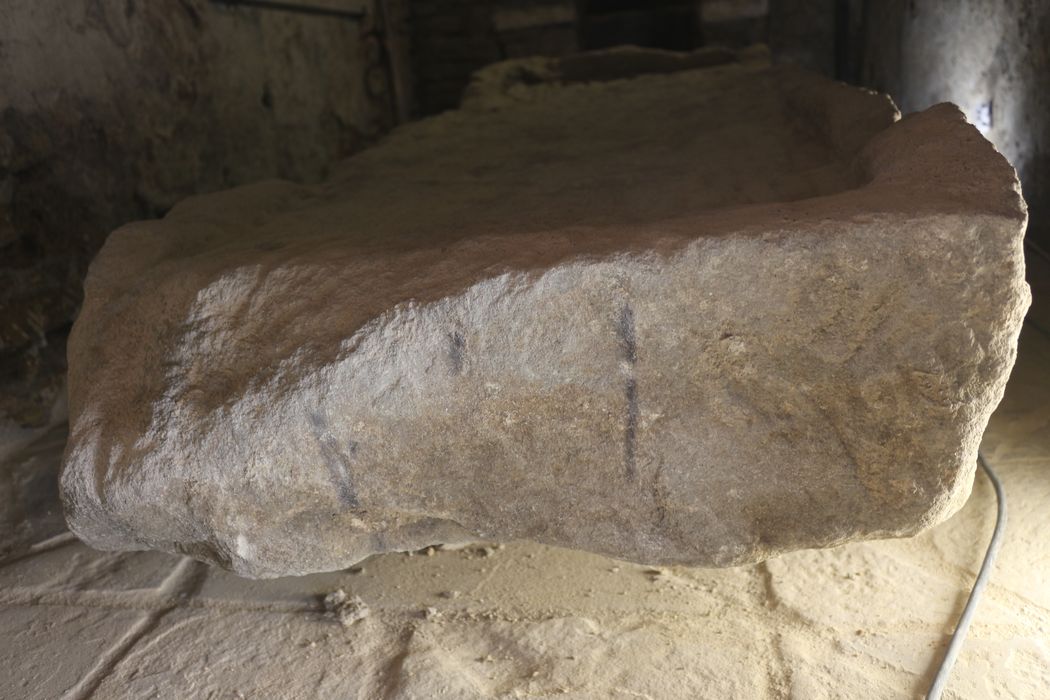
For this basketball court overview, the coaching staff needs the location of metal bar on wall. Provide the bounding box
[210,0,367,22]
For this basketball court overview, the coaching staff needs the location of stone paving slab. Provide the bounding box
[1,605,144,699]
[0,544,179,593]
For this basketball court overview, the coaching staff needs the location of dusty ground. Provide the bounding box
[1,264,1048,699]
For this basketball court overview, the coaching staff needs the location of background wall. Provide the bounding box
[407,0,832,116]
[409,0,578,115]
[0,0,399,427]
[859,0,1050,249]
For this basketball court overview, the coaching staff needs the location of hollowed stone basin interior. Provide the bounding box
[318,48,888,248]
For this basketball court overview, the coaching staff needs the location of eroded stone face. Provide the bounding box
[60,51,1030,577]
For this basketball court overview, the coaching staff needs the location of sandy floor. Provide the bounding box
[1,267,1048,699]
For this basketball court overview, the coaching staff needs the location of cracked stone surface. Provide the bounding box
[60,50,1030,577]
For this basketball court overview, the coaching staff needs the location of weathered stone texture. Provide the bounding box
[61,51,1029,577]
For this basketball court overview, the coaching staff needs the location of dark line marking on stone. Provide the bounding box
[618,304,637,364]
[624,376,639,481]
[617,303,639,481]
[448,330,465,376]
[309,411,360,509]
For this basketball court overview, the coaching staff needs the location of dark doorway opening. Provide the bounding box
[577,0,700,51]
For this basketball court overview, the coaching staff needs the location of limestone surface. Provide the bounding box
[60,50,1030,577]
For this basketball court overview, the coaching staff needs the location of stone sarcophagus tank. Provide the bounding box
[60,48,1030,578]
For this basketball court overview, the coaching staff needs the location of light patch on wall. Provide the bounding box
[973,100,994,135]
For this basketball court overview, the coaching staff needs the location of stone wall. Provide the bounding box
[0,0,399,427]
[860,0,1050,247]
[407,1,842,117]
[766,0,837,77]
[410,0,578,115]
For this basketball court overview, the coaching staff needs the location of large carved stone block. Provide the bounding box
[61,50,1029,577]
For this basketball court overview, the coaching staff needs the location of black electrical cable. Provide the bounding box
[925,452,1007,700]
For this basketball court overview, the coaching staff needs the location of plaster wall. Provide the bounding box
[0,0,396,426]
[862,0,1050,246]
